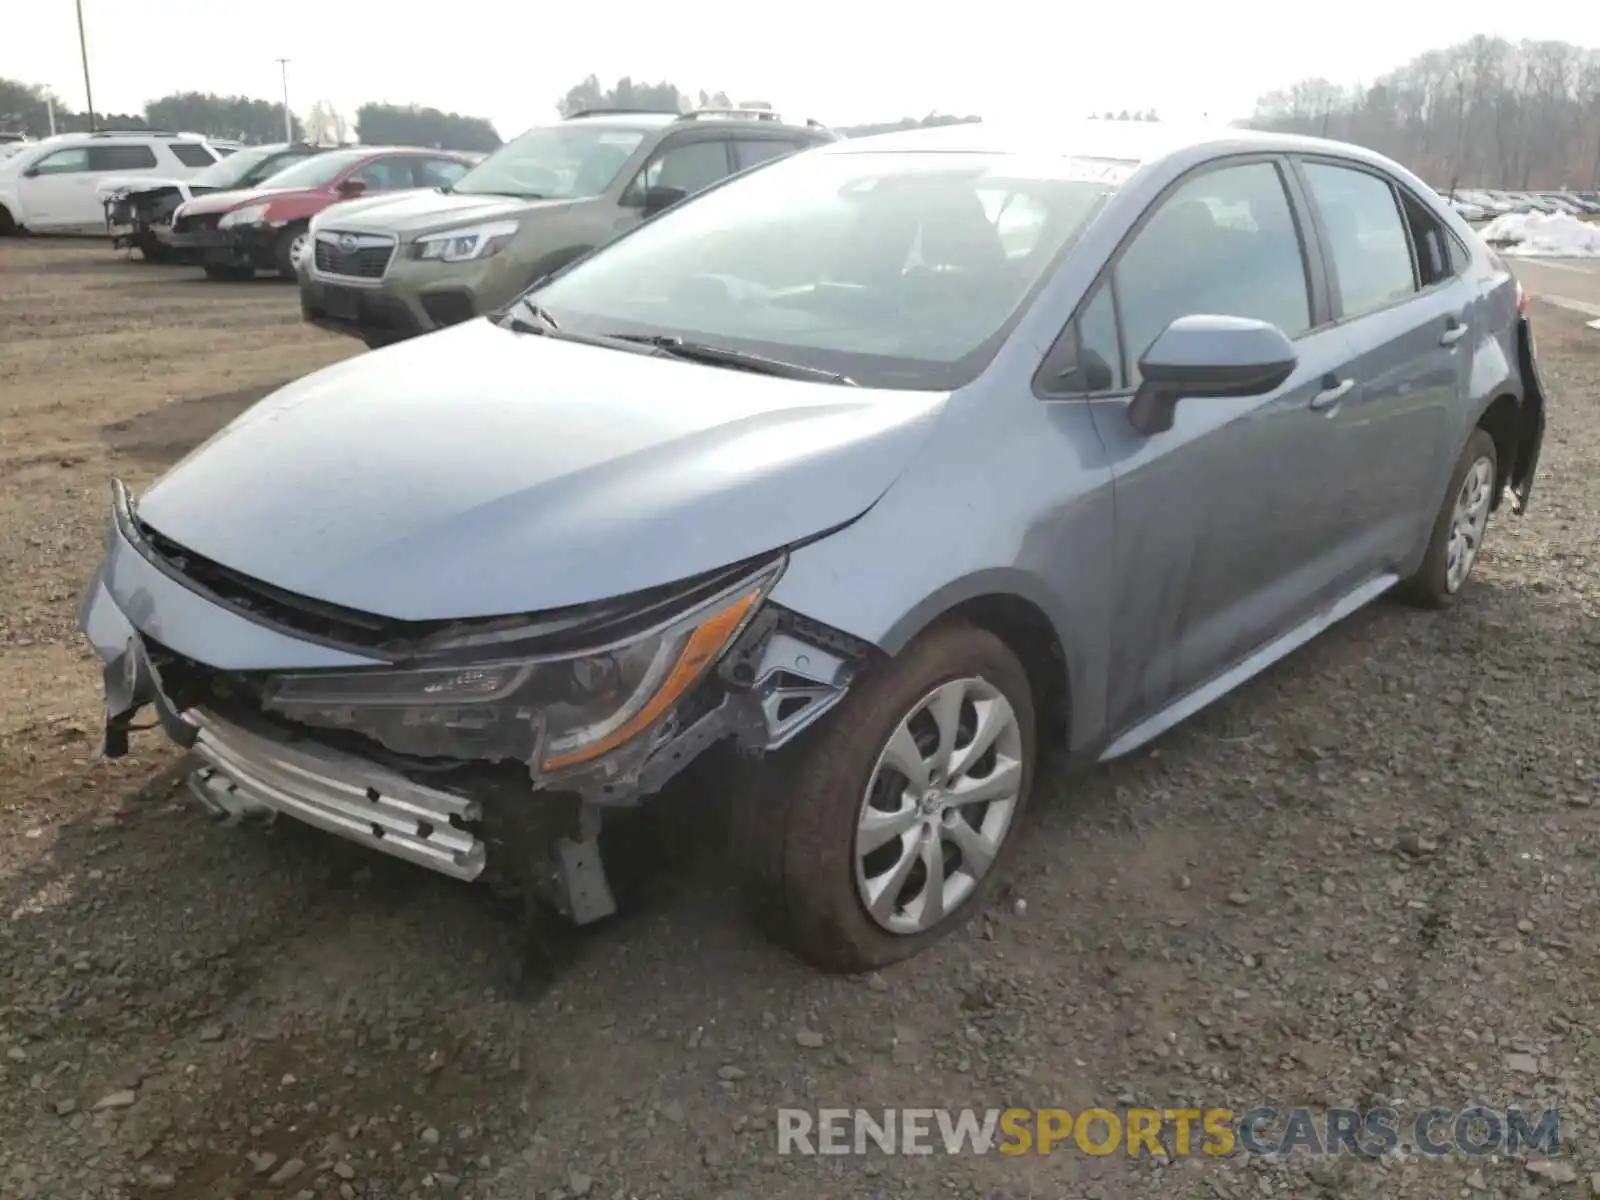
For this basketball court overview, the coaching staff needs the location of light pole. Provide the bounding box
[75,0,96,131]
[274,58,292,142]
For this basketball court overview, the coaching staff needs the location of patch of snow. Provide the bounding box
[1480,211,1600,257]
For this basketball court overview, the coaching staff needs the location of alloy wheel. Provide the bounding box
[1445,455,1495,592]
[854,676,1024,935]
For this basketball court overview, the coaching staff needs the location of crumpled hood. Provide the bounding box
[97,174,187,199]
[134,320,947,622]
[314,189,571,238]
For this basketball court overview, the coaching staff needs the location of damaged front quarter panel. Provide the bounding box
[83,482,880,928]
[556,603,877,807]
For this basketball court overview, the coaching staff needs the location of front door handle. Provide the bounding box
[1309,377,1355,411]
[1439,317,1468,346]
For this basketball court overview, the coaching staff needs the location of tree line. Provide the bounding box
[1248,36,1600,189]
[0,72,981,153]
[0,78,495,149]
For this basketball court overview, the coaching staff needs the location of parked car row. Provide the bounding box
[170,146,481,280]
[1441,187,1600,221]
[300,107,839,344]
[100,141,335,261]
[0,129,237,235]
[74,118,1549,974]
[3,111,837,301]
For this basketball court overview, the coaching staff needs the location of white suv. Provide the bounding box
[0,131,225,235]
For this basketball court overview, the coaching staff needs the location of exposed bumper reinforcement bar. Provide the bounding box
[186,710,487,881]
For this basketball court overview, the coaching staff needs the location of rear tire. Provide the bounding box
[732,620,1036,973]
[1398,427,1498,609]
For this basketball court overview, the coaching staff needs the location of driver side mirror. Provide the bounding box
[335,178,366,198]
[641,184,688,217]
[1126,315,1297,437]
[21,165,40,178]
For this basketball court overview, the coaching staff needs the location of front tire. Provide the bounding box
[274,225,308,281]
[1398,427,1498,608]
[733,621,1036,972]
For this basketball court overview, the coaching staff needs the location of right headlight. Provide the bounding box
[410,219,520,263]
[218,202,269,228]
[259,562,781,771]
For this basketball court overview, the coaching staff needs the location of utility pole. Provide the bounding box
[274,58,292,142]
[75,0,96,131]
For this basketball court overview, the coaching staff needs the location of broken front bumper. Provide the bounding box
[170,224,275,270]
[105,192,188,255]
[77,483,868,919]
[188,708,486,880]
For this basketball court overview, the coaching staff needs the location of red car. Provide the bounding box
[169,146,476,281]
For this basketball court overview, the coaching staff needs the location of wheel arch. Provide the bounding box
[874,572,1076,751]
[942,594,1070,751]
[1474,391,1520,511]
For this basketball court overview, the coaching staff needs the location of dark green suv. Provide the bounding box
[299,108,836,347]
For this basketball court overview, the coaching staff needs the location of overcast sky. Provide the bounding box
[6,1,1597,137]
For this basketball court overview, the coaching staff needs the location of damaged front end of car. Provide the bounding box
[80,480,875,926]
[104,185,199,261]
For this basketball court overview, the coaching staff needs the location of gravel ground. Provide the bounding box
[1,237,1597,1200]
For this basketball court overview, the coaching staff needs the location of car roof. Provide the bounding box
[559,109,830,136]
[330,145,474,159]
[562,111,680,129]
[822,118,1409,176]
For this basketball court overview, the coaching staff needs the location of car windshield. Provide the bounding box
[530,150,1127,390]
[255,149,367,190]
[452,124,649,199]
[188,145,287,189]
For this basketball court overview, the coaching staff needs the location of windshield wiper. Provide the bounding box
[497,299,662,357]
[499,297,562,335]
[603,335,858,386]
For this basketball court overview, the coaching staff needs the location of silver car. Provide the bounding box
[78,120,1549,973]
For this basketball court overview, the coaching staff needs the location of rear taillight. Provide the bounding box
[1515,279,1530,314]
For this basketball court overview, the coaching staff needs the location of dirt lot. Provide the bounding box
[2,237,1598,1200]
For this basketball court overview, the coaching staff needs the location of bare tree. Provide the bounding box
[1249,36,1600,187]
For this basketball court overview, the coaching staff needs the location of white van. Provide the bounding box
[0,131,226,235]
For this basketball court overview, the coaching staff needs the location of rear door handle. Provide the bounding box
[1439,317,1468,346]
[1309,377,1355,411]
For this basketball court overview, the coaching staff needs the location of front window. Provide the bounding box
[254,150,370,191]
[190,145,295,189]
[531,150,1126,390]
[452,124,649,200]
[30,148,92,175]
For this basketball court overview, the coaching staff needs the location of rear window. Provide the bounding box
[256,150,371,190]
[90,144,158,171]
[170,143,217,168]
